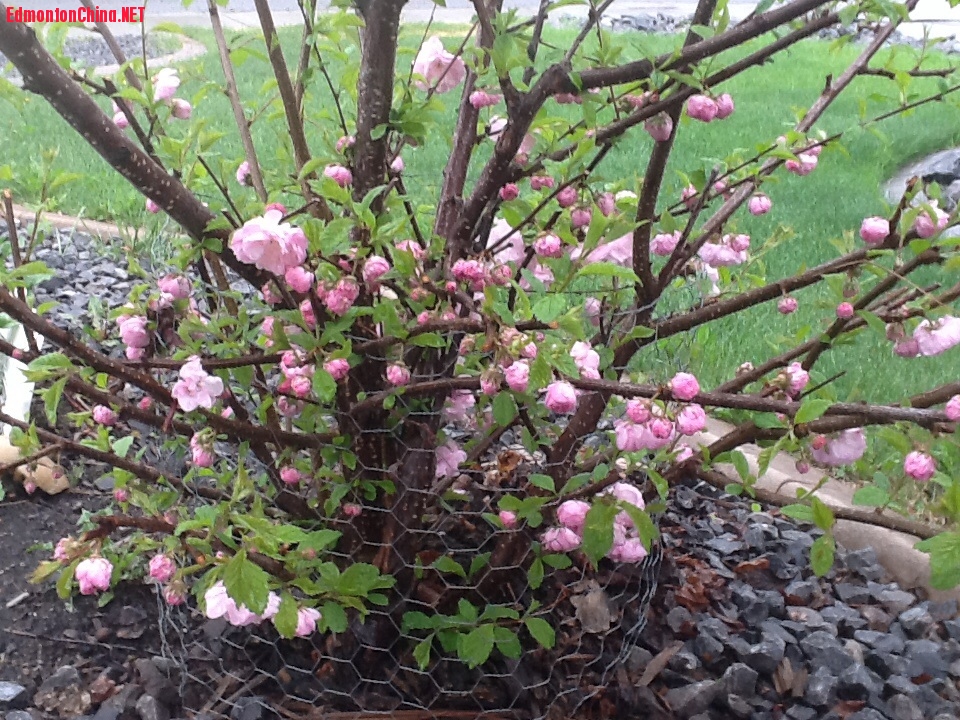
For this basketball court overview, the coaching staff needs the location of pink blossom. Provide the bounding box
[681,185,698,210]
[544,381,577,414]
[607,481,645,510]
[280,467,302,485]
[363,256,391,287]
[390,156,404,173]
[504,361,530,392]
[113,488,130,503]
[784,362,810,396]
[386,364,411,386]
[553,92,582,104]
[649,416,674,440]
[557,186,578,208]
[644,113,673,142]
[651,231,680,256]
[570,341,600,379]
[534,234,564,258]
[585,297,602,326]
[469,90,502,108]
[480,370,500,396]
[443,389,476,424]
[324,164,353,187]
[93,405,117,426]
[947,395,960,421]
[324,358,350,380]
[836,302,854,319]
[452,259,486,284]
[265,202,286,215]
[190,436,214,467]
[170,99,192,119]
[413,36,466,93]
[698,241,747,267]
[778,297,798,315]
[608,538,648,563]
[913,203,949,238]
[521,342,538,359]
[172,356,224,412]
[435,441,467,479]
[541,527,581,553]
[904,451,936,481]
[75,557,112,595]
[54,538,71,561]
[159,275,190,301]
[626,399,651,424]
[748,194,772,216]
[499,183,519,201]
[146,198,160,214]
[615,419,646,451]
[687,94,719,122]
[597,193,616,217]
[859,216,889,246]
[336,135,355,153]
[236,161,252,186]
[556,500,591,533]
[571,208,592,229]
[153,67,179,102]
[811,428,867,466]
[675,444,695,463]
[785,153,818,176]
[283,266,313,294]
[913,316,960,356]
[163,586,186,606]
[530,176,555,191]
[324,278,360,316]
[148,554,176,583]
[676,404,707,435]
[294,607,321,637]
[576,232,633,267]
[715,93,735,119]
[204,581,239,621]
[113,111,129,129]
[894,338,920,358]
[669,372,700,401]
[230,209,308,276]
[498,510,517,528]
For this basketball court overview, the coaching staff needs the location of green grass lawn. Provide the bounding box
[2,23,960,402]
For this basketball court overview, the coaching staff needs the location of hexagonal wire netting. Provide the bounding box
[151,278,710,719]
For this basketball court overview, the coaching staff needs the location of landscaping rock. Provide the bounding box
[665,681,718,719]
[0,684,28,711]
[33,667,90,718]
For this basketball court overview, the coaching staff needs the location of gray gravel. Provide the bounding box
[1,34,175,80]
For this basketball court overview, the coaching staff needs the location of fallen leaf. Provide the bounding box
[637,641,683,687]
[734,557,770,574]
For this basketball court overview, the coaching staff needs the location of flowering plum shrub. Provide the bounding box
[3,0,960,705]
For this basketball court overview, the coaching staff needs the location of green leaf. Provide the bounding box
[111,435,135,458]
[493,391,518,426]
[730,451,751,482]
[321,601,348,633]
[852,485,889,507]
[580,502,619,565]
[273,593,299,639]
[222,550,270,614]
[916,532,960,589]
[528,557,544,590]
[494,626,522,659]
[56,560,79,600]
[811,497,835,531]
[524,617,555,649]
[532,295,567,323]
[528,474,555,492]
[459,624,495,669]
[810,534,835,577]
[413,635,434,670]
[432,555,467,579]
[576,262,641,284]
[42,376,68,426]
[856,310,887,336]
[409,332,447,348]
[795,399,832,425]
[312,369,338,403]
[780,503,815,523]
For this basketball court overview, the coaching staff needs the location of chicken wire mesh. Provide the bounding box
[140,271,712,720]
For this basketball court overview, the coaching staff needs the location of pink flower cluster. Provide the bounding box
[686,93,735,123]
[205,582,321,636]
[540,482,649,563]
[172,356,224,412]
[230,209,308,276]
[279,350,316,399]
[117,314,151,360]
[810,428,866,467]
[413,37,466,94]
[698,234,750,268]
[75,556,113,595]
[435,440,467,479]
